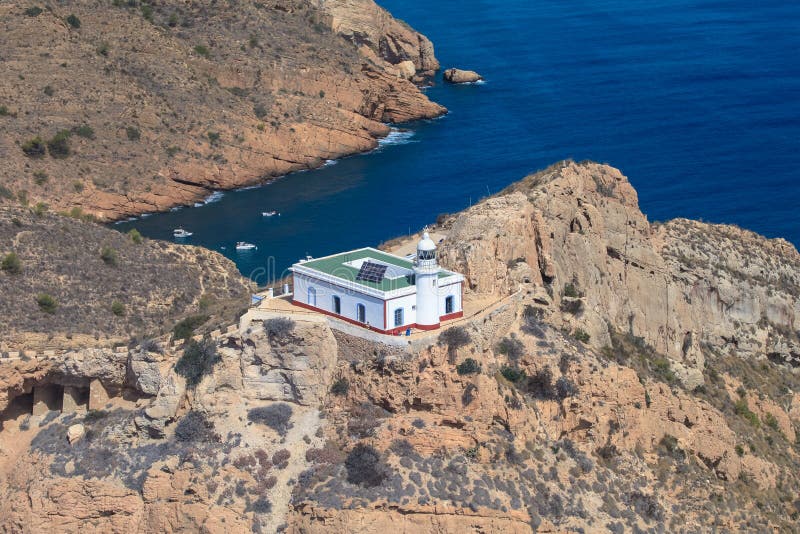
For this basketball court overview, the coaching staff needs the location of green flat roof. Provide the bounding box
[295,248,456,292]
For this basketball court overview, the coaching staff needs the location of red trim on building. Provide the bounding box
[439,311,464,322]
[415,322,441,331]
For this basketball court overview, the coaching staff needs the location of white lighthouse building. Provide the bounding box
[290,232,464,334]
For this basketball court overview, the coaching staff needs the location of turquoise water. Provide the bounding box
[116,0,800,282]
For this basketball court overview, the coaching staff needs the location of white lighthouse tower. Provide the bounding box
[414,231,440,329]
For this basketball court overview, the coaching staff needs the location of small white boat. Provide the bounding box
[262,210,279,217]
[173,228,193,238]
[236,241,257,251]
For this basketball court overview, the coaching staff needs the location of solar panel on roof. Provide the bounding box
[356,261,388,283]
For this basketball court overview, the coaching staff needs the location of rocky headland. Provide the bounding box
[1,161,798,532]
[0,0,445,221]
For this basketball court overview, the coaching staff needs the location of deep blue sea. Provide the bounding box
[116,0,800,283]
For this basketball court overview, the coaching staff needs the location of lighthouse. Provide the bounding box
[414,231,440,329]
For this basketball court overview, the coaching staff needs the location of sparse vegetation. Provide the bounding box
[125,126,140,141]
[43,85,55,97]
[345,444,388,488]
[734,397,760,428]
[111,300,125,316]
[456,357,481,375]
[100,246,118,266]
[33,171,48,185]
[24,6,43,17]
[46,130,71,158]
[175,411,218,442]
[263,317,295,340]
[175,338,219,387]
[248,403,293,436]
[207,131,220,145]
[22,137,46,158]
[36,293,57,313]
[73,124,95,139]
[194,44,210,57]
[97,42,109,56]
[497,336,524,361]
[127,229,142,244]
[330,377,349,396]
[439,326,471,352]
[500,365,526,383]
[66,14,81,28]
[573,328,590,343]
[2,252,22,274]
[172,314,209,340]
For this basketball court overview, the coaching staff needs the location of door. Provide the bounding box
[356,303,366,323]
[333,295,341,314]
[445,295,454,315]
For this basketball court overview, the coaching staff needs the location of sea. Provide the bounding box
[114,0,800,283]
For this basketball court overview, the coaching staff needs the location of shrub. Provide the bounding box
[140,4,153,21]
[330,377,349,396]
[1,253,22,274]
[573,329,590,343]
[440,326,471,352]
[561,298,584,315]
[139,338,163,353]
[22,137,46,158]
[456,358,481,375]
[253,103,268,119]
[735,444,744,457]
[97,42,109,56]
[66,14,81,28]
[734,398,760,428]
[272,448,290,466]
[100,246,118,266]
[175,411,218,442]
[32,202,48,216]
[33,171,48,185]
[175,338,219,387]
[47,130,71,158]
[73,181,84,193]
[36,293,57,313]
[0,185,13,199]
[127,228,142,244]
[0,105,8,116]
[125,126,140,141]
[525,366,554,399]
[194,44,210,57]
[111,300,125,316]
[43,85,54,96]
[555,376,578,399]
[172,314,209,340]
[207,131,220,145]
[25,6,43,16]
[763,413,780,432]
[497,336,524,361]
[500,366,526,383]
[563,282,580,298]
[165,145,179,157]
[345,444,387,488]
[73,124,94,139]
[248,403,293,436]
[263,317,295,340]
[347,402,386,438]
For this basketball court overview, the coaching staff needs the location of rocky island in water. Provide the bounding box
[1,1,799,533]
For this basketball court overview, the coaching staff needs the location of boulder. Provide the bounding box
[443,68,483,84]
[126,350,163,395]
[67,424,85,445]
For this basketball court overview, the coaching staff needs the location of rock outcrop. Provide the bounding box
[443,68,483,84]
[0,0,445,220]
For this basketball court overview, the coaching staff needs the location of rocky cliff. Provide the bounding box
[1,161,799,533]
[0,0,445,220]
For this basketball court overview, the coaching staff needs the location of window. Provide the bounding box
[394,308,404,327]
[332,295,341,314]
[445,295,454,314]
[356,303,366,323]
[308,286,317,307]
[418,249,436,260]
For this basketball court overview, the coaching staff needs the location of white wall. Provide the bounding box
[385,293,417,330]
[438,282,462,317]
[294,273,385,328]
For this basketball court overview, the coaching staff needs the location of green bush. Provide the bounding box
[207,131,220,145]
[140,4,153,21]
[24,6,43,17]
[33,171,48,185]
[173,314,209,340]
[253,103,268,119]
[47,130,71,158]
[330,377,350,396]
[97,42,109,56]
[175,338,219,387]
[500,366,526,383]
[127,228,143,244]
[32,202,48,216]
[497,336,524,361]
[111,300,125,316]
[165,145,179,157]
[734,398,760,428]
[345,444,388,488]
[125,126,140,141]
[0,105,9,116]
[22,137,46,158]
[456,358,481,375]
[36,293,57,313]
[0,185,13,199]
[66,14,81,28]
[175,410,218,442]
[73,181,84,192]
[100,246,118,266]
[247,404,293,435]
[1,253,22,274]
[763,413,780,432]
[735,444,744,457]
[43,85,54,96]
[194,44,210,57]
[439,326,471,351]
[563,282,580,298]
[73,124,95,139]
[573,328,590,343]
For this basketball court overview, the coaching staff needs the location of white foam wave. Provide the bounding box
[323,159,338,167]
[377,128,416,148]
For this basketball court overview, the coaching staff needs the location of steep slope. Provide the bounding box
[0,0,445,220]
[0,207,251,350]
